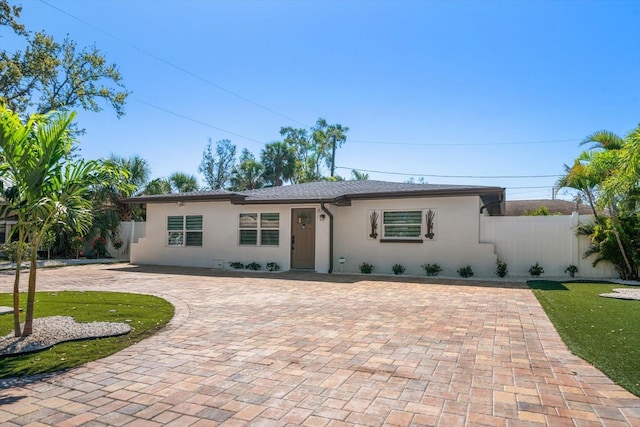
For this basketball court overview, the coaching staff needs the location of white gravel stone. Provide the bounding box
[0,316,131,356]
[600,288,640,301]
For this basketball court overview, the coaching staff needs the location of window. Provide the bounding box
[167,215,203,246]
[239,213,280,246]
[382,211,422,239]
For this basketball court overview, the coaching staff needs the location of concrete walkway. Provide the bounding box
[0,264,638,426]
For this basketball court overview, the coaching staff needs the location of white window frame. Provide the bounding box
[238,212,280,246]
[167,215,203,247]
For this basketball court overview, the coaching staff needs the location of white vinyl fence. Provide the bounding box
[107,221,146,261]
[480,213,616,278]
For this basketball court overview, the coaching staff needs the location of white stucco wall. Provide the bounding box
[480,213,616,277]
[130,201,331,272]
[329,196,497,276]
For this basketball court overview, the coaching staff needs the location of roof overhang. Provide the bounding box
[124,185,506,215]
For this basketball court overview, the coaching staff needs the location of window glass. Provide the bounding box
[240,229,257,245]
[260,213,279,228]
[261,229,279,246]
[383,211,422,238]
[239,213,257,228]
[167,216,184,230]
[186,215,203,230]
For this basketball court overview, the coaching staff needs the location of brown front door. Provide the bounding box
[291,208,315,269]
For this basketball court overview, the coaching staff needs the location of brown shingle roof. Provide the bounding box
[505,199,593,216]
[125,180,506,215]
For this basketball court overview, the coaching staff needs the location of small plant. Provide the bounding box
[495,259,508,278]
[229,261,244,269]
[91,236,110,258]
[246,262,261,271]
[113,237,124,250]
[71,235,85,259]
[565,264,578,278]
[422,263,442,276]
[457,265,474,278]
[392,263,405,275]
[266,262,280,272]
[529,262,544,277]
[359,262,374,274]
[40,230,57,260]
[2,241,32,263]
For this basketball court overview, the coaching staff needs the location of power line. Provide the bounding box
[338,166,562,179]
[348,138,580,146]
[38,1,588,150]
[38,0,311,128]
[133,98,266,146]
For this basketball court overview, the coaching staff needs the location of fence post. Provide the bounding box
[571,212,579,268]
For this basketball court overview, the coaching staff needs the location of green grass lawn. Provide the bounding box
[528,280,640,397]
[0,291,174,379]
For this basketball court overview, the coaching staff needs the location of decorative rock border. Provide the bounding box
[0,315,131,356]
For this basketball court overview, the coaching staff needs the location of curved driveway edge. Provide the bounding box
[0,264,638,426]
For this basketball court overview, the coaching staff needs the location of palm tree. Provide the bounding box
[261,141,296,186]
[351,170,369,180]
[0,106,101,336]
[143,177,172,195]
[557,125,640,279]
[168,171,199,193]
[325,123,349,177]
[229,149,264,191]
[91,155,148,239]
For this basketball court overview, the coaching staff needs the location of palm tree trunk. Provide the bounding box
[12,257,22,337]
[585,189,601,222]
[22,237,38,336]
[12,228,25,337]
[611,220,635,280]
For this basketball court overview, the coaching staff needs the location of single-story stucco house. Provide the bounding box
[125,180,506,276]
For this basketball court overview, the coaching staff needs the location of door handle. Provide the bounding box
[291,235,295,250]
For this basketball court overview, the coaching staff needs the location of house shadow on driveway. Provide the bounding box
[108,264,530,290]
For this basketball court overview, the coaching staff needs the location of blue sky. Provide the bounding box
[3,0,639,200]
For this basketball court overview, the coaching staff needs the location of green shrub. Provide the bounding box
[2,241,32,263]
[229,262,244,269]
[422,263,442,276]
[245,262,261,271]
[529,262,544,277]
[266,262,280,272]
[392,263,405,275]
[90,236,110,258]
[565,264,578,277]
[359,262,374,274]
[495,259,508,277]
[457,265,474,278]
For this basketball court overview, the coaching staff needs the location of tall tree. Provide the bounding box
[0,0,26,35]
[89,155,143,242]
[280,118,349,183]
[0,0,129,118]
[351,170,369,180]
[0,106,106,336]
[198,138,236,189]
[168,172,199,193]
[229,149,264,191]
[261,141,296,187]
[143,177,172,195]
[558,124,640,279]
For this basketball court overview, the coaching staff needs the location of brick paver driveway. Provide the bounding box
[1,264,638,426]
